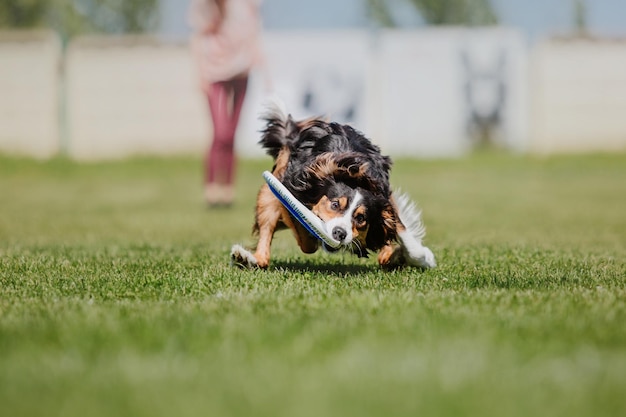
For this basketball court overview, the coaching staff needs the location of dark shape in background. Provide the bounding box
[301,68,362,123]
[0,0,160,42]
[461,48,507,147]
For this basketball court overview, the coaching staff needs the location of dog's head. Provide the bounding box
[260,103,398,256]
[310,180,396,256]
[284,123,397,256]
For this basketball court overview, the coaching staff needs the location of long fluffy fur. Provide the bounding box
[258,97,295,158]
[231,99,436,270]
[394,190,426,242]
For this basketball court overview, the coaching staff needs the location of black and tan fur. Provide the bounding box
[231,101,436,270]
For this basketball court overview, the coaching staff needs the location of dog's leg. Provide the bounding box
[387,193,436,269]
[282,215,319,254]
[377,243,404,269]
[231,185,281,269]
[397,229,436,269]
[230,244,258,268]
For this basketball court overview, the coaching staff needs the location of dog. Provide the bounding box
[231,101,436,270]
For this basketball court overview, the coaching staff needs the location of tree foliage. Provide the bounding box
[367,0,498,27]
[0,0,159,39]
[573,0,588,34]
[0,0,48,28]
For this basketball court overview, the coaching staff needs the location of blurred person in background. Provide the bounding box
[188,0,265,207]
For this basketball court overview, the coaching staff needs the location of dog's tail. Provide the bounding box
[394,190,426,242]
[259,96,301,159]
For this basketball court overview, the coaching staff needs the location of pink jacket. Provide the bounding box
[189,0,263,88]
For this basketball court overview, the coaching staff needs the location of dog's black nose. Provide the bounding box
[332,227,347,242]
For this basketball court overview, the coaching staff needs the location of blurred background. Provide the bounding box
[1,0,625,160]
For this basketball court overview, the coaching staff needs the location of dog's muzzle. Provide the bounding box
[322,227,349,252]
[331,227,348,243]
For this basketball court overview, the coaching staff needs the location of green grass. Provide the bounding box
[1,152,625,417]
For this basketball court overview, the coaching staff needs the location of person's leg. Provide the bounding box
[226,77,248,186]
[218,77,248,186]
[205,81,234,205]
[205,77,249,205]
[231,76,249,131]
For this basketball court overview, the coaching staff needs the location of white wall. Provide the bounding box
[376,28,529,157]
[2,29,626,160]
[65,36,210,160]
[0,31,60,158]
[242,28,528,158]
[530,38,626,154]
[237,30,373,157]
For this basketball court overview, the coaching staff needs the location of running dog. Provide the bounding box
[231,102,436,270]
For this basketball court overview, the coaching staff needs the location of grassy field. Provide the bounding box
[1,152,625,417]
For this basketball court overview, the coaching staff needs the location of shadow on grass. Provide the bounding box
[270,259,376,277]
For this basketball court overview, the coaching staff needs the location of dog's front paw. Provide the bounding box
[405,245,436,269]
[230,244,259,269]
[378,245,406,270]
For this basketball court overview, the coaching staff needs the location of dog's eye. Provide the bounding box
[354,213,366,224]
[330,200,340,211]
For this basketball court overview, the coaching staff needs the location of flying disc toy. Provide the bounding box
[263,171,341,248]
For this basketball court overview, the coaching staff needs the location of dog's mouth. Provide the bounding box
[319,223,365,255]
[322,242,341,253]
[322,240,368,258]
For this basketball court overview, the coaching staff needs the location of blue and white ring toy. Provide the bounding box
[263,171,341,248]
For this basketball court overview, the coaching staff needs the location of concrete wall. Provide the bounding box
[530,38,626,154]
[237,30,373,157]
[376,28,528,157]
[65,36,210,160]
[0,31,60,158]
[1,29,625,160]
[241,28,528,158]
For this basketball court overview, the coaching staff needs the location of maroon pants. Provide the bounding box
[205,76,248,185]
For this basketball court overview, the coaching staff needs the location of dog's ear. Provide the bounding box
[333,153,390,196]
[366,201,397,251]
[334,153,371,177]
[306,152,367,182]
[304,152,392,198]
[285,153,333,205]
